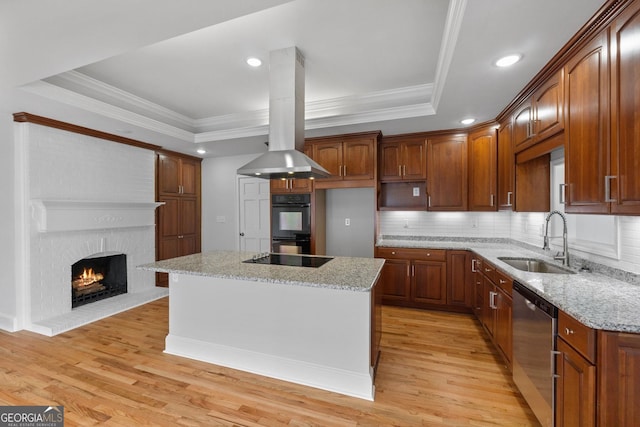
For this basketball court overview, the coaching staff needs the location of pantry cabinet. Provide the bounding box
[156,151,202,287]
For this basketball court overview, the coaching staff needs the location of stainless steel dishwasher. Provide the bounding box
[512,281,558,427]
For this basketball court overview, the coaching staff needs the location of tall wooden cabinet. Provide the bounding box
[468,126,498,211]
[609,0,640,214]
[156,151,202,287]
[564,30,610,214]
[426,134,468,211]
[497,120,515,210]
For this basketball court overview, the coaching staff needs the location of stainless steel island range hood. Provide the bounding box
[237,47,331,180]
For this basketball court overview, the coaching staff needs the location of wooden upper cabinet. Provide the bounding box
[426,134,468,211]
[532,69,564,142]
[468,126,498,211]
[158,154,199,197]
[564,30,610,214]
[379,137,426,182]
[343,139,375,180]
[307,131,379,188]
[512,69,564,153]
[512,102,533,151]
[610,0,640,214]
[497,120,515,210]
[312,141,343,181]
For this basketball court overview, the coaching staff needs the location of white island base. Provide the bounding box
[165,273,379,400]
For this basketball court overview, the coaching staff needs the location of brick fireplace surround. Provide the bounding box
[13,120,168,336]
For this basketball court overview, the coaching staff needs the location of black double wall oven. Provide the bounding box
[271,193,311,254]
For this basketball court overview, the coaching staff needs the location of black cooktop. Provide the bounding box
[243,253,333,268]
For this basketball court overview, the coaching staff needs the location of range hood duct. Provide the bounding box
[237,47,331,180]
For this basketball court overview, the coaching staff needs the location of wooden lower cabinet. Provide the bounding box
[476,258,512,367]
[376,247,471,312]
[556,337,596,427]
[411,259,446,305]
[598,330,640,427]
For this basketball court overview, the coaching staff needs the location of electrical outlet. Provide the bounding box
[345,218,350,226]
[403,218,409,229]
[413,187,420,197]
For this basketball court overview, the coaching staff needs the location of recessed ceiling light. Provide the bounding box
[495,54,522,67]
[196,148,206,154]
[246,57,262,67]
[461,118,476,125]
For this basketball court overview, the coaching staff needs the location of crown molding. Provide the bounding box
[25,77,437,144]
[20,81,195,142]
[49,71,195,129]
[431,0,467,110]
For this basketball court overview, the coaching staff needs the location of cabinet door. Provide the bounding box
[379,259,410,302]
[158,154,181,195]
[494,289,512,366]
[564,31,610,214]
[402,140,427,180]
[533,69,564,142]
[497,120,515,210]
[468,127,497,211]
[411,260,446,305]
[598,331,640,427]
[482,277,496,338]
[270,179,290,193]
[556,338,596,427]
[312,141,343,181]
[471,258,483,318]
[427,135,468,211]
[447,251,470,307]
[610,2,640,214]
[343,138,375,180]
[180,198,198,237]
[180,158,198,196]
[379,142,403,181]
[513,102,533,151]
[158,197,180,240]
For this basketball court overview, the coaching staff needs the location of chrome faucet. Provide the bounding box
[543,210,570,266]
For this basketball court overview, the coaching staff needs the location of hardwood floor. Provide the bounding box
[0,298,540,426]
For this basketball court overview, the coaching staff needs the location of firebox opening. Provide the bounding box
[71,253,127,308]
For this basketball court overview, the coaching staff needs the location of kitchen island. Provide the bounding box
[139,251,384,400]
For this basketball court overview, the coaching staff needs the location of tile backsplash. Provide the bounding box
[378,210,640,275]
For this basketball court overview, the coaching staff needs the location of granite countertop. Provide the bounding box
[139,251,385,292]
[377,237,640,333]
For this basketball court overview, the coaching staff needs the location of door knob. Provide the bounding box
[239,232,245,236]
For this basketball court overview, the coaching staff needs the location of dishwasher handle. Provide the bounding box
[525,299,537,311]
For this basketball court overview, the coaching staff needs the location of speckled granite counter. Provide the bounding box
[377,237,640,333]
[139,250,384,292]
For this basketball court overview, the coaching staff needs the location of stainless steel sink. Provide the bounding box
[497,257,575,274]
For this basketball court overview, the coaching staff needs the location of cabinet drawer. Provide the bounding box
[558,310,596,363]
[376,247,446,261]
[494,269,513,295]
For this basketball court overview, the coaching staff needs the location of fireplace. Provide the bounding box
[71,254,127,308]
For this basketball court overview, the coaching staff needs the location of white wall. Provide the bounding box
[0,105,17,330]
[201,153,260,251]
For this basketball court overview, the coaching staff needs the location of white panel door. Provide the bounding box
[238,177,271,252]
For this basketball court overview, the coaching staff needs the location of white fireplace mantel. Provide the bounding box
[31,199,164,232]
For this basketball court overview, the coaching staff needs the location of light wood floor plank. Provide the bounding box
[0,298,540,426]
